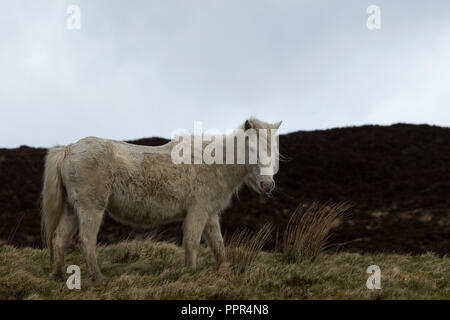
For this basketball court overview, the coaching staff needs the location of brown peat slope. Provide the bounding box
[0,124,449,255]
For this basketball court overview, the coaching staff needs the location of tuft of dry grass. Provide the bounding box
[226,223,272,275]
[279,202,351,263]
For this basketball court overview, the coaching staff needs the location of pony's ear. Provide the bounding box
[273,121,282,129]
[244,119,255,131]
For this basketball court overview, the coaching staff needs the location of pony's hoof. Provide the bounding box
[50,271,65,282]
[183,262,197,270]
[90,275,105,287]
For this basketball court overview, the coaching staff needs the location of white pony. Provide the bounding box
[41,118,281,284]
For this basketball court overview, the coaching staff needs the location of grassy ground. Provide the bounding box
[0,239,448,300]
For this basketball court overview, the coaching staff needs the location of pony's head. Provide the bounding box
[241,118,282,196]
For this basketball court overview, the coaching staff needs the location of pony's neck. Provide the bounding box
[218,132,250,193]
[190,131,251,194]
[219,163,249,194]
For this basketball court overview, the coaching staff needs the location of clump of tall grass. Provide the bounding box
[226,223,272,275]
[278,202,351,263]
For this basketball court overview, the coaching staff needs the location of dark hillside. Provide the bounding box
[0,124,449,254]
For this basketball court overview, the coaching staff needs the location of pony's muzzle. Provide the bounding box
[260,180,275,193]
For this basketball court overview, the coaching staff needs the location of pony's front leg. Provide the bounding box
[182,208,209,269]
[202,214,227,268]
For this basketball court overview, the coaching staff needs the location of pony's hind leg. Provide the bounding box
[202,214,227,268]
[51,204,78,280]
[76,207,105,285]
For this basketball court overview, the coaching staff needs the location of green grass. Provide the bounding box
[0,240,448,300]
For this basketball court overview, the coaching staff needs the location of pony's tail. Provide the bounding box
[41,146,67,264]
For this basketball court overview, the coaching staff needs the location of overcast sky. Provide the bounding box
[1,0,449,148]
